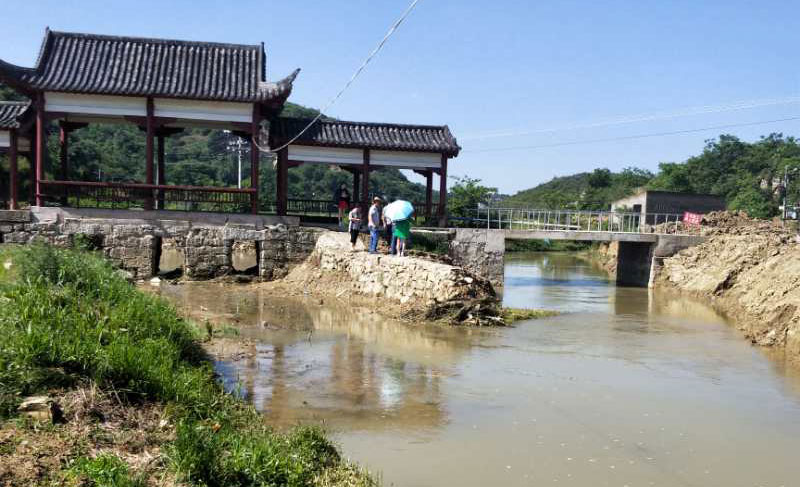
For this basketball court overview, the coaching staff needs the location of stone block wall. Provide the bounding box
[311,232,494,305]
[448,228,506,287]
[0,208,320,281]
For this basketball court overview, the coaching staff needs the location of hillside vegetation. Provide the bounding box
[504,134,800,218]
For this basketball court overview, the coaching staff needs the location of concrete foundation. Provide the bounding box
[616,241,655,287]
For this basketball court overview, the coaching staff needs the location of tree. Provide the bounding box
[0,83,26,101]
[448,176,496,218]
[587,168,612,188]
[728,186,777,219]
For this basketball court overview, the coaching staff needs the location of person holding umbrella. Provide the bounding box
[383,200,415,257]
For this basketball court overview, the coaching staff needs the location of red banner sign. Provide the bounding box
[683,211,703,225]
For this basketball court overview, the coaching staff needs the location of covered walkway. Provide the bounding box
[0,29,460,226]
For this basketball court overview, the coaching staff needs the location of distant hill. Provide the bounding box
[504,168,654,210]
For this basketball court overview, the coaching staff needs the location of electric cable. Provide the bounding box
[254,0,422,154]
[463,116,800,153]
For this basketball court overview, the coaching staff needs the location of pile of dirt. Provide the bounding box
[657,212,800,357]
[699,210,792,237]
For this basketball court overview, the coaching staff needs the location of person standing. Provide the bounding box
[348,206,362,251]
[382,207,396,255]
[335,183,351,228]
[393,218,411,257]
[368,196,382,254]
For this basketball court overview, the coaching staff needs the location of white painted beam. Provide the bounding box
[288,145,442,169]
[46,92,147,117]
[154,98,253,123]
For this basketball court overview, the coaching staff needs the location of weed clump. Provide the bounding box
[0,244,375,486]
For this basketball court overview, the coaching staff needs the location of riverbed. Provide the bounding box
[157,252,800,487]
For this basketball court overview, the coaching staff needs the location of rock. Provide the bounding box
[149,277,161,285]
[18,396,63,423]
[115,269,134,282]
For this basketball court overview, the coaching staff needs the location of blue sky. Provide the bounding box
[2,0,799,193]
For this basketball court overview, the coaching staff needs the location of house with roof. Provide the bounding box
[0,29,459,225]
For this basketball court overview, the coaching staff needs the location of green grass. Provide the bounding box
[0,244,375,486]
[67,454,146,487]
[501,307,560,323]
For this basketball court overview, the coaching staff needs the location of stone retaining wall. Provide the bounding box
[448,228,505,286]
[0,208,321,280]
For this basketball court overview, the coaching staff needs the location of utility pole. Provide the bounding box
[236,137,243,189]
[224,130,245,189]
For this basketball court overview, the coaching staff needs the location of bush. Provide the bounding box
[0,245,374,486]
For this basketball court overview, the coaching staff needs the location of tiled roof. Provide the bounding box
[0,101,29,129]
[0,29,298,104]
[271,117,461,156]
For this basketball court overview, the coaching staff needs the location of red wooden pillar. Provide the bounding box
[251,108,261,214]
[59,122,69,205]
[144,97,155,210]
[438,154,448,227]
[59,122,69,180]
[361,149,370,218]
[8,129,18,210]
[276,147,288,215]
[157,133,165,209]
[34,92,45,207]
[352,169,360,207]
[425,170,433,223]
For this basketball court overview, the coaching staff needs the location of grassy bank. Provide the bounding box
[0,245,375,486]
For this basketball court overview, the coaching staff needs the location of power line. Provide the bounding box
[256,0,422,154]
[463,116,800,153]
[460,96,800,141]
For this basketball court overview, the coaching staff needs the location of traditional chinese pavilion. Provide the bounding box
[0,29,459,224]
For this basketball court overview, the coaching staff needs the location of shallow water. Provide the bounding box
[158,253,800,487]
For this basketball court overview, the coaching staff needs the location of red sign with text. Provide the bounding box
[683,211,703,225]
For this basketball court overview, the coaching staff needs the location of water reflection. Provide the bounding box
[158,283,496,432]
[156,254,800,487]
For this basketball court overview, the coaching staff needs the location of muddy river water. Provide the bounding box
[158,252,800,487]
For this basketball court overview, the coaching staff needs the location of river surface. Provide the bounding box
[158,252,800,487]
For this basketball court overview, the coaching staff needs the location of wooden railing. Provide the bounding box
[39,180,254,213]
[37,182,441,221]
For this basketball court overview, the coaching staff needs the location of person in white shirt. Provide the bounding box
[368,197,382,254]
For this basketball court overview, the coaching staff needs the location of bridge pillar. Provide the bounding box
[615,241,654,287]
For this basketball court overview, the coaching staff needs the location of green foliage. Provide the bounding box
[68,454,145,487]
[647,134,800,217]
[0,83,26,101]
[728,185,777,219]
[0,245,374,486]
[448,176,496,218]
[506,133,800,219]
[506,167,653,210]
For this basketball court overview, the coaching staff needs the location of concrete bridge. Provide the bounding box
[444,207,706,288]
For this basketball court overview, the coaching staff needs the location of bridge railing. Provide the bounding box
[470,207,701,235]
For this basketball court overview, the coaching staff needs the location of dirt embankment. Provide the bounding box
[656,212,800,357]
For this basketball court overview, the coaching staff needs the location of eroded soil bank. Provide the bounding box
[656,212,800,359]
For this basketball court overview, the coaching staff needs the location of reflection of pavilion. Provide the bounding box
[227,292,487,432]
